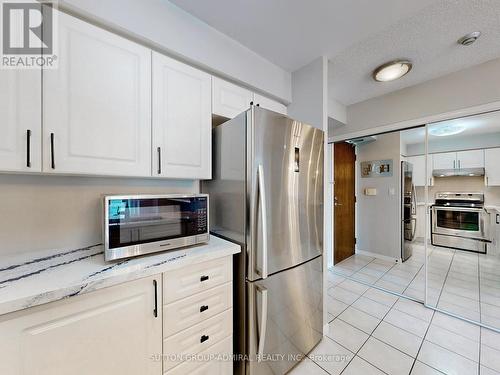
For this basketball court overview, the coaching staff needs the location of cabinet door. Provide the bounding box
[485,148,500,186]
[43,11,151,176]
[254,93,287,115]
[0,69,41,172]
[212,77,253,118]
[457,149,484,169]
[152,53,211,179]
[408,155,425,187]
[0,275,162,375]
[433,152,457,170]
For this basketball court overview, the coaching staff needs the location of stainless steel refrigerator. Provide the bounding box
[202,107,324,375]
[401,161,416,261]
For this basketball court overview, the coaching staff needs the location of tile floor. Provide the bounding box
[290,276,500,375]
[330,242,500,331]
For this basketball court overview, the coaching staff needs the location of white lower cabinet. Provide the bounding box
[0,275,162,375]
[162,255,233,374]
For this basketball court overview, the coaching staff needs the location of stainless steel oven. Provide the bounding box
[103,194,209,261]
[431,192,490,253]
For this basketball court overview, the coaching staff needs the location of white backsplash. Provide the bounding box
[0,175,198,256]
[416,176,500,205]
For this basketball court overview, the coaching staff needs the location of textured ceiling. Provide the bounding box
[168,0,435,72]
[329,0,500,105]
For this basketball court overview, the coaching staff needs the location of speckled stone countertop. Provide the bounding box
[0,236,240,316]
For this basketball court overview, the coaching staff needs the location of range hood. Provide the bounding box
[346,136,376,146]
[433,168,485,178]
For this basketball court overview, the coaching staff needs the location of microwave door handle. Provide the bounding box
[256,285,268,362]
[257,164,268,279]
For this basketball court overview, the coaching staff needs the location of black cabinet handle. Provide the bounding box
[157,147,161,175]
[200,305,208,313]
[200,335,209,343]
[496,214,500,225]
[50,133,55,169]
[200,275,209,282]
[153,279,158,318]
[26,129,31,168]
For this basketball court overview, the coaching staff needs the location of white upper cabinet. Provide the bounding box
[0,69,42,172]
[433,152,457,170]
[457,150,484,169]
[485,148,500,186]
[43,11,151,176]
[253,93,287,115]
[433,150,484,171]
[152,52,211,179]
[212,77,253,119]
[407,155,433,187]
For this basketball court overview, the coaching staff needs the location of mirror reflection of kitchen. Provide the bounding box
[426,111,500,330]
[330,126,427,303]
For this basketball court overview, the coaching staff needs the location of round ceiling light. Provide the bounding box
[373,59,413,82]
[428,124,466,137]
[458,31,481,46]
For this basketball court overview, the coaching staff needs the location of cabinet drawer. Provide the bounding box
[163,256,231,303]
[163,282,232,337]
[164,336,232,375]
[163,309,232,372]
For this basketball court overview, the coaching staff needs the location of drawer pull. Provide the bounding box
[200,305,209,313]
[200,335,209,343]
[200,275,209,282]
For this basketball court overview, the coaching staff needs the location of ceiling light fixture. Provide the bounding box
[428,124,466,137]
[372,59,412,82]
[458,31,481,46]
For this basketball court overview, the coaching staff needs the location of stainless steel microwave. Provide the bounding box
[103,194,209,261]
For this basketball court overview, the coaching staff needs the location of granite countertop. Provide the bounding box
[0,236,240,316]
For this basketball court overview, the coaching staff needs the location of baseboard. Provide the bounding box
[356,249,400,263]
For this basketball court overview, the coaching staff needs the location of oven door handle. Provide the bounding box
[433,206,485,213]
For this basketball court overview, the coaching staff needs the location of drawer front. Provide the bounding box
[163,256,231,303]
[164,336,232,375]
[163,283,232,337]
[163,309,232,372]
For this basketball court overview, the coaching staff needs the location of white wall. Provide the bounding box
[337,58,500,138]
[0,175,197,256]
[60,0,292,103]
[356,132,402,260]
[328,97,347,124]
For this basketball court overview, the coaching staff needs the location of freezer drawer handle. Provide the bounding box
[257,164,269,279]
[200,275,209,282]
[256,285,268,362]
[200,305,209,312]
[200,335,209,343]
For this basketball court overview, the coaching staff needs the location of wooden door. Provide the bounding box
[152,52,212,179]
[334,142,356,264]
[43,11,151,177]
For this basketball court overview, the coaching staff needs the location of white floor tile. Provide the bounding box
[410,361,444,375]
[372,321,422,357]
[338,279,370,295]
[328,286,361,305]
[384,309,429,337]
[358,337,414,375]
[338,306,381,335]
[326,295,349,319]
[425,324,479,362]
[481,328,500,352]
[308,337,353,375]
[363,288,399,307]
[326,319,369,353]
[417,341,478,375]
[481,366,500,375]
[351,296,392,319]
[393,298,434,322]
[481,345,500,373]
[342,356,385,375]
[288,358,329,375]
[431,312,480,342]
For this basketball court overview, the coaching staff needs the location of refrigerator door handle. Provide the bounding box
[256,285,268,362]
[257,164,269,279]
